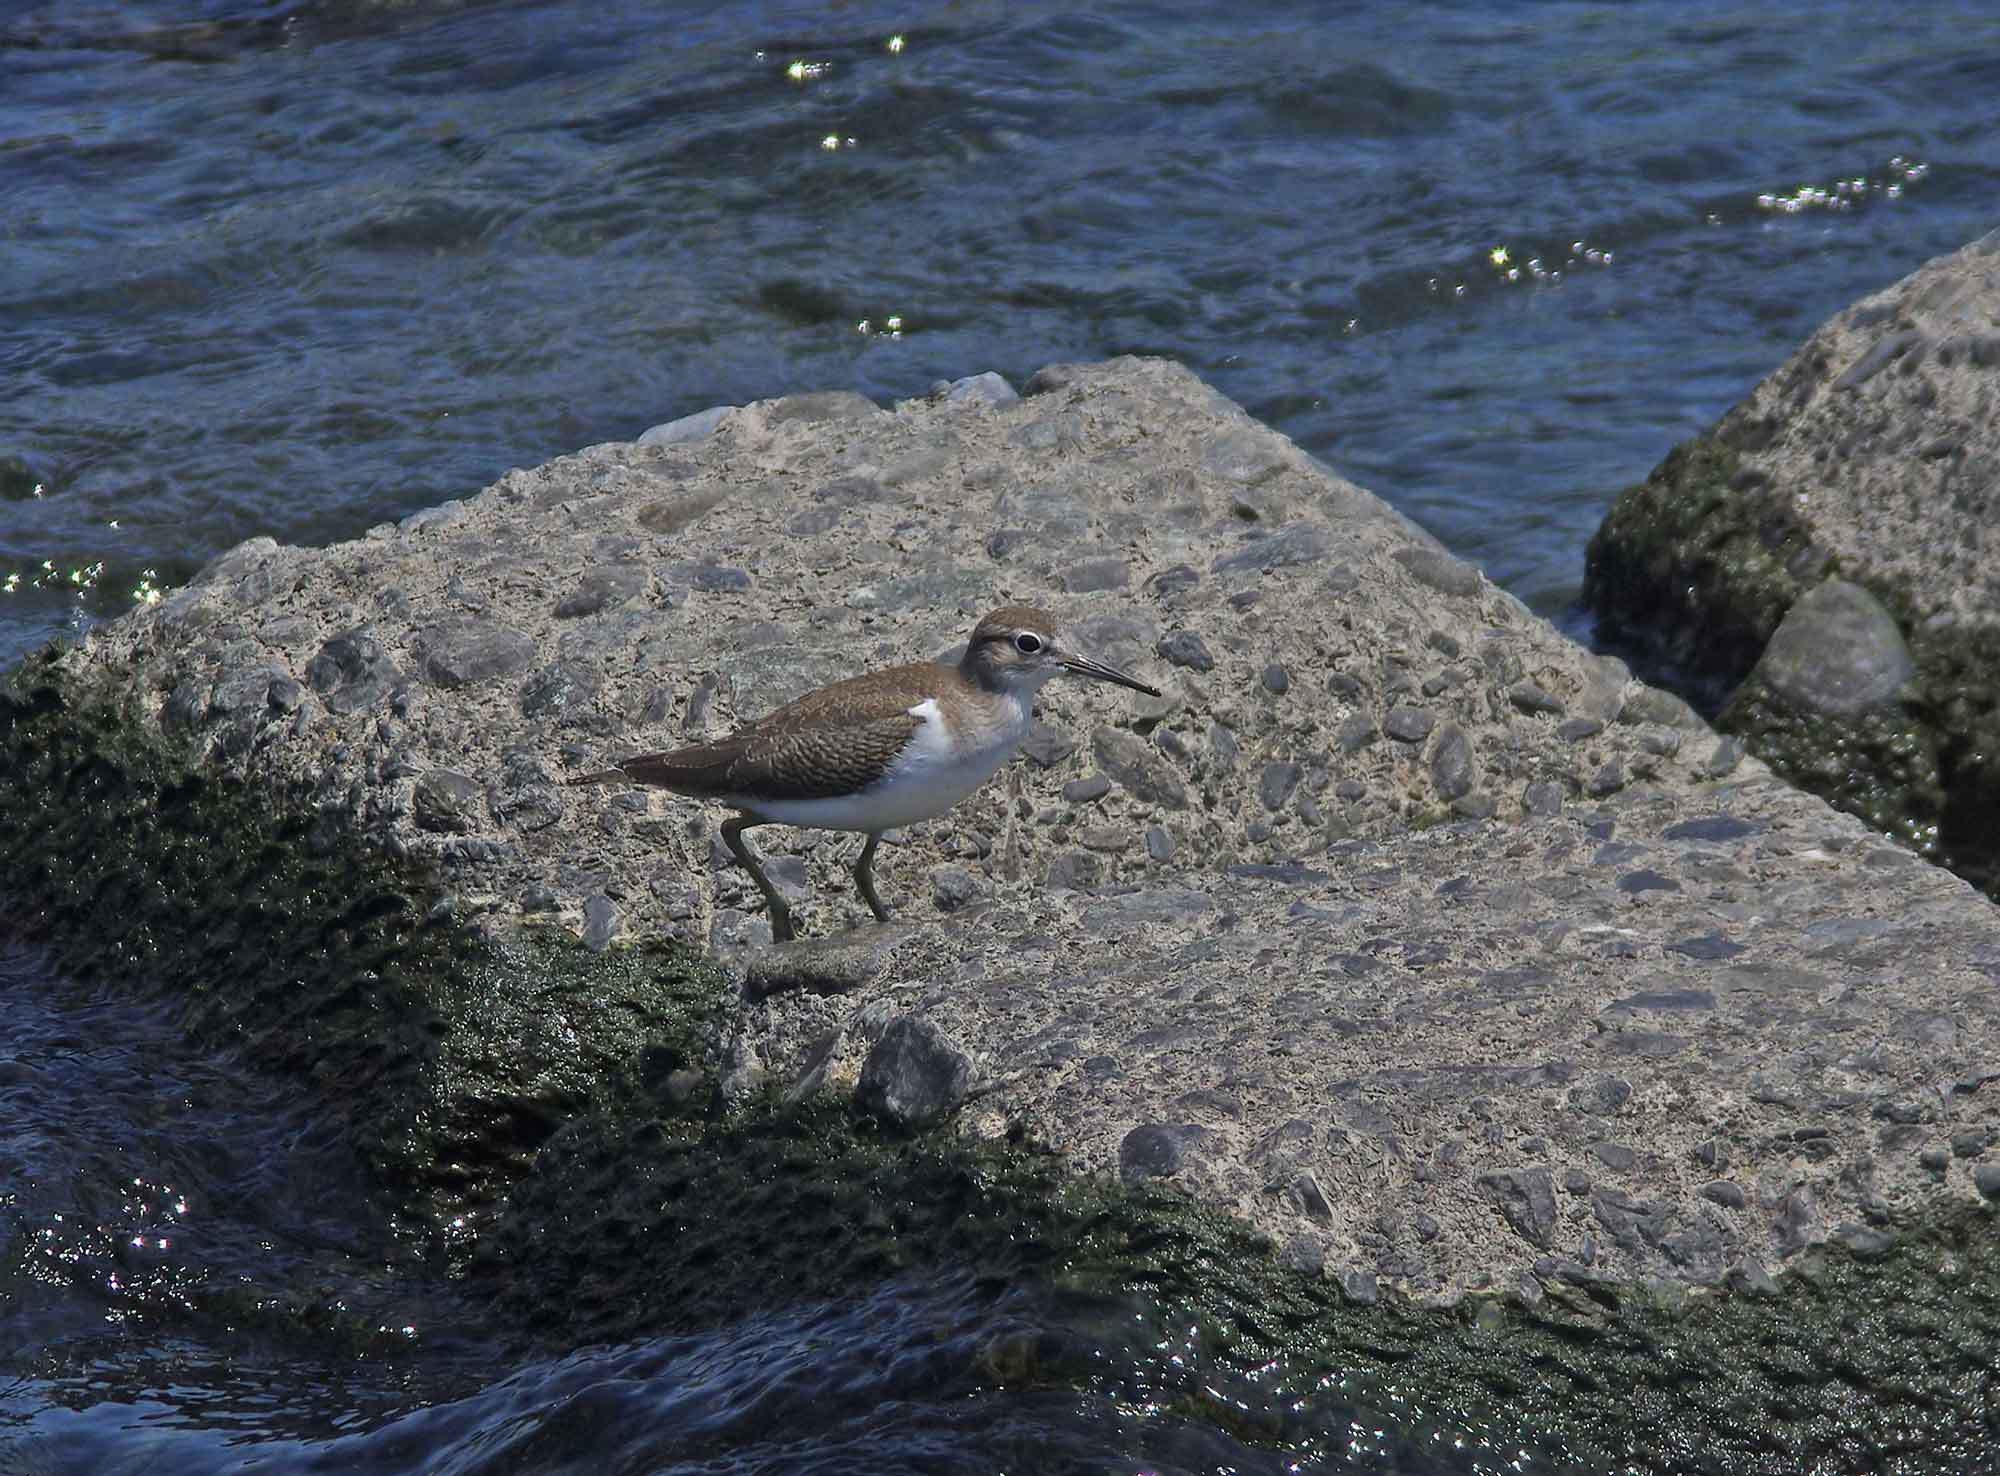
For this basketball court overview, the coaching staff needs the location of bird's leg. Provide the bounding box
[721,816,796,942]
[852,832,892,923]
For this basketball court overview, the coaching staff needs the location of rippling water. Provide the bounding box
[3,0,1998,1467]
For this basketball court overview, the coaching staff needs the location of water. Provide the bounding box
[2,0,1997,1467]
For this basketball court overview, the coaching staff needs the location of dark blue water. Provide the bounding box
[3,0,1997,1467]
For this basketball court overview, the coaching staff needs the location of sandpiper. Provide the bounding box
[570,605,1160,942]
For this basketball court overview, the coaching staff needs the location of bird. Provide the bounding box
[569,605,1161,942]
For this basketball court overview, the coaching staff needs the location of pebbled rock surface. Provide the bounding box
[48,353,2000,1305]
[1585,229,2000,893]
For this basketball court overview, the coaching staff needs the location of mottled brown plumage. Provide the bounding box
[570,605,1158,942]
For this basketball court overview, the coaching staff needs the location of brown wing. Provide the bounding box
[610,663,940,802]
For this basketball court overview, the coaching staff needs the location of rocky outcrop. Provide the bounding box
[20,354,2000,1308]
[1586,229,2000,892]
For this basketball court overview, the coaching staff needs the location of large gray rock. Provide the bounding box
[52,353,2000,1305]
[1586,230,2000,893]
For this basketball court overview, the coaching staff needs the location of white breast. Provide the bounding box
[733,693,1030,834]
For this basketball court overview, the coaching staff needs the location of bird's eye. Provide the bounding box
[1013,632,1043,655]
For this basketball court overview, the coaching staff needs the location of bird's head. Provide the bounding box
[960,605,1161,698]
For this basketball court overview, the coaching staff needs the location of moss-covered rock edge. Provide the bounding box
[1585,431,2000,896]
[4,649,1998,1472]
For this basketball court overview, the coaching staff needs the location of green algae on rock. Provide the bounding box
[1585,231,2000,898]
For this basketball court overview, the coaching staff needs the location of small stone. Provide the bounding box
[413,769,484,834]
[1429,724,1474,800]
[1570,1076,1632,1116]
[582,893,619,951]
[554,563,647,618]
[1062,558,1131,593]
[1918,1146,1951,1173]
[1258,761,1303,813]
[1751,578,1914,717]
[520,661,603,721]
[1590,1141,1637,1172]
[1143,825,1175,863]
[1835,1224,1898,1259]
[1393,545,1483,597]
[944,371,1018,406]
[1278,1236,1325,1276]
[855,1015,975,1131]
[1522,781,1565,818]
[1557,717,1604,742]
[1157,630,1215,672]
[1208,723,1240,768]
[1147,564,1201,599]
[412,618,537,688]
[1062,773,1112,805]
[1728,1261,1780,1297]
[1384,706,1434,743]
[1951,1130,1990,1158]
[1289,1170,1336,1223]
[637,404,735,444]
[305,629,403,715]
[1020,723,1078,768]
[1477,1167,1559,1248]
[1700,1180,1747,1210]
[1092,726,1187,809]
[1338,1269,1379,1306]
[1336,713,1378,753]
[1586,759,1626,797]
[1119,1123,1216,1186]
[1561,1168,1592,1195]
[1210,522,1330,574]
[1261,663,1291,695]
[929,865,985,913]
[669,561,752,593]
[1044,851,1103,891]
[1508,680,1564,716]
[1975,1164,2000,1201]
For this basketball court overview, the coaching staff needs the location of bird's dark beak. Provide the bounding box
[1060,652,1161,697]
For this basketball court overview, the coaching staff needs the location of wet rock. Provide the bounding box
[1751,579,1915,717]
[855,1015,974,1131]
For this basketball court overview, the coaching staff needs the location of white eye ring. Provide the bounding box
[1013,632,1044,655]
